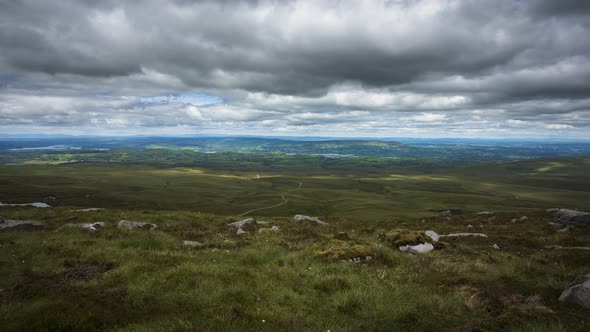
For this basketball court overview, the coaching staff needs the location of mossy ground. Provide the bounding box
[314,239,374,262]
[380,229,429,247]
[1,207,589,331]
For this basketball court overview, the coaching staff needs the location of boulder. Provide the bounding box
[381,229,439,254]
[227,218,254,228]
[558,274,590,307]
[236,227,247,235]
[550,209,590,224]
[57,222,105,232]
[425,230,440,242]
[117,220,158,230]
[0,219,44,231]
[399,242,434,254]
[293,214,326,225]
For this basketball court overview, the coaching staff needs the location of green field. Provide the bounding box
[1,156,589,219]
[1,153,590,331]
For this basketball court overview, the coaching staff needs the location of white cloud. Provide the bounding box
[400,113,448,122]
[545,124,574,129]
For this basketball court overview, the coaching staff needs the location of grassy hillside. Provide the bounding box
[0,208,589,331]
[1,154,589,331]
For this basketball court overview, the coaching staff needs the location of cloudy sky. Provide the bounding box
[1,0,589,138]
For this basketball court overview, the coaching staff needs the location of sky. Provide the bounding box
[0,0,589,138]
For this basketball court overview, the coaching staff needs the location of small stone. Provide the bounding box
[511,216,528,223]
[492,243,500,250]
[258,226,280,233]
[440,210,452,217]
[183,240,204,248]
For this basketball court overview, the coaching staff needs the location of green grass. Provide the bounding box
[1,154,589,330]
[1,209,589,331]
[1,157,589,220]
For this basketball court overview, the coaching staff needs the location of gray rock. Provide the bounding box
[227,218,254,228]
[0,219,44,231]
[117,220,158,230]
[57,222,105,232]
[558,274,590,307]
[440,210,452,217]
[477,211,494,215]
[511,216,528,223]
[425,230,440,242]
[293,214,326,225]
[236,227,247,235]
[399,242,434,254]
[551,209,590,224]
[548,222,567,229]
[440,233,488,238]
[492,243,500,250]
[258,226,280,233]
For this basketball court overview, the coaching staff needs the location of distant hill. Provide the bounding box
[2,136,590,162]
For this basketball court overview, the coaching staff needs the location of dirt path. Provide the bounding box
[237,180,303,217]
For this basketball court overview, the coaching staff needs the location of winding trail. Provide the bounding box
[237,180,303,217]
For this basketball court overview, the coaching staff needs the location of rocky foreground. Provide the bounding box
[1,207,589,331]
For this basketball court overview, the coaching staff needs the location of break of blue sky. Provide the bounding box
[0,1,589,138]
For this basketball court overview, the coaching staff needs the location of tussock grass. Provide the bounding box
[1,208,589,331]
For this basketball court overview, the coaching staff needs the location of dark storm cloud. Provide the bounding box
[2,0,584,94]
[0,0,589,137]
[528,0,590,17]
